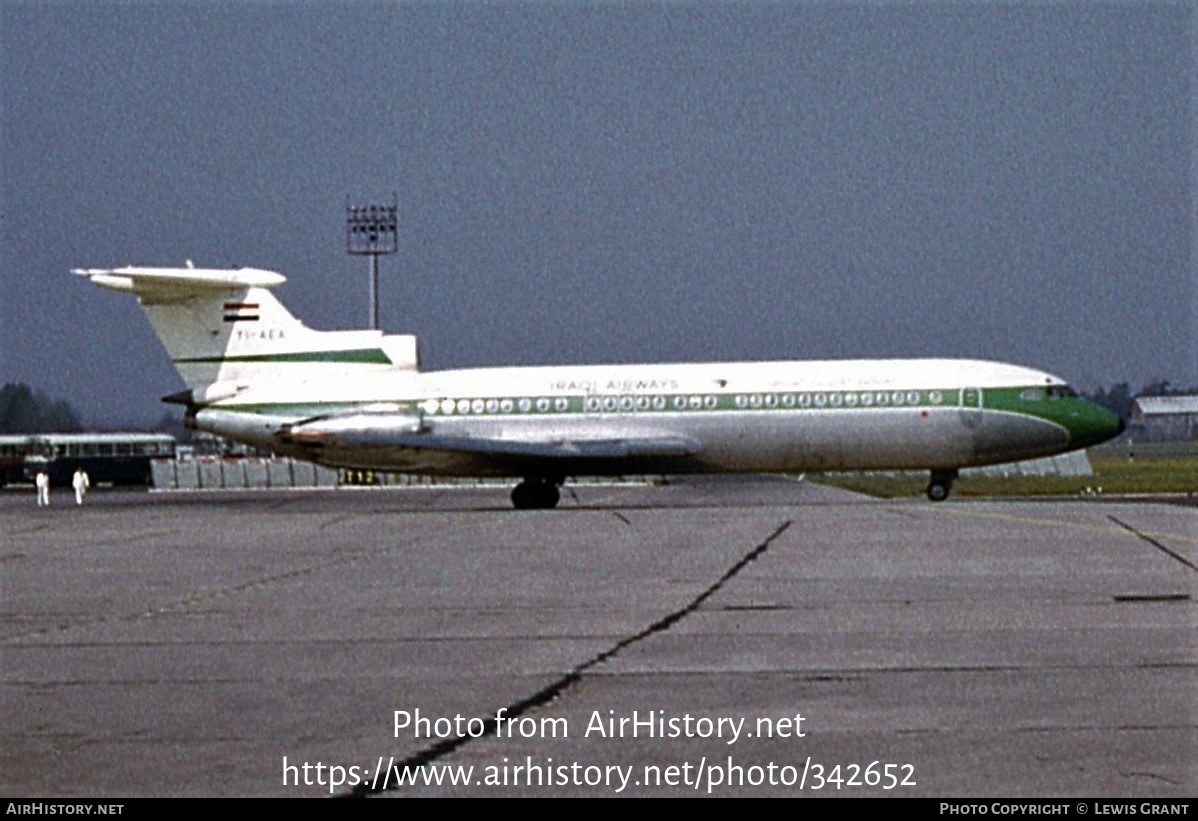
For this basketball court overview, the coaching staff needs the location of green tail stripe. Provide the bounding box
[174,349,393,365]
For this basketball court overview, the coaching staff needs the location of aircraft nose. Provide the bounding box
[1068,401,1125,449]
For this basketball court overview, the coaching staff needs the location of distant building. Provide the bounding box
[1129,396,1198,441]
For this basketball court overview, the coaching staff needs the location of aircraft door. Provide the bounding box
[959,387,983,430]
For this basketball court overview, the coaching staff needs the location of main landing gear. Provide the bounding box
[926,469,957,502]
[510,477,562,510]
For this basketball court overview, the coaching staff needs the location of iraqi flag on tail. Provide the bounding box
[223,301,259,322]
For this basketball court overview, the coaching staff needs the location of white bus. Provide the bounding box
[20,433,175,487]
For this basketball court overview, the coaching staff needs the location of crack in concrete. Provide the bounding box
[348,519,793,797]
[1108,515,1198,573]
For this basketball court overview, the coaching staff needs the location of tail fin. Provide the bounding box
[74,266,418,404]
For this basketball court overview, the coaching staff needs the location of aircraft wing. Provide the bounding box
[352,432,702,460]
[281,413,702,472]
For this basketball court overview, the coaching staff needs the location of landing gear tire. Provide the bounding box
[926,481,950,502]
[926,469,957,502]
[511,479,561,510]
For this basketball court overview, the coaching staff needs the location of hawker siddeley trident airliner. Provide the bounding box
[75,265,1124,509]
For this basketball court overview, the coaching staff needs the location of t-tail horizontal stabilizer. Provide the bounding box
[73,266,287,298]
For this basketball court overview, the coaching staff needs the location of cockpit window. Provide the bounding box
[1046,385,1078,399]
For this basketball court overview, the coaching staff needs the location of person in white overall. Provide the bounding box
[72,467,90,506]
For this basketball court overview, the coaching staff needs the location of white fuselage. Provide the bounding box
[197,357,1074,477]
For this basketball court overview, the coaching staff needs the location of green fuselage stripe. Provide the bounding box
[175,349,392,365]
[214,386,1093,432]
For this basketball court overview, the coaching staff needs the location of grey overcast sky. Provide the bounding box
[1,1,1193,426]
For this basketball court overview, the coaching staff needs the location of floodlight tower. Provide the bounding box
[346,197,398,330]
